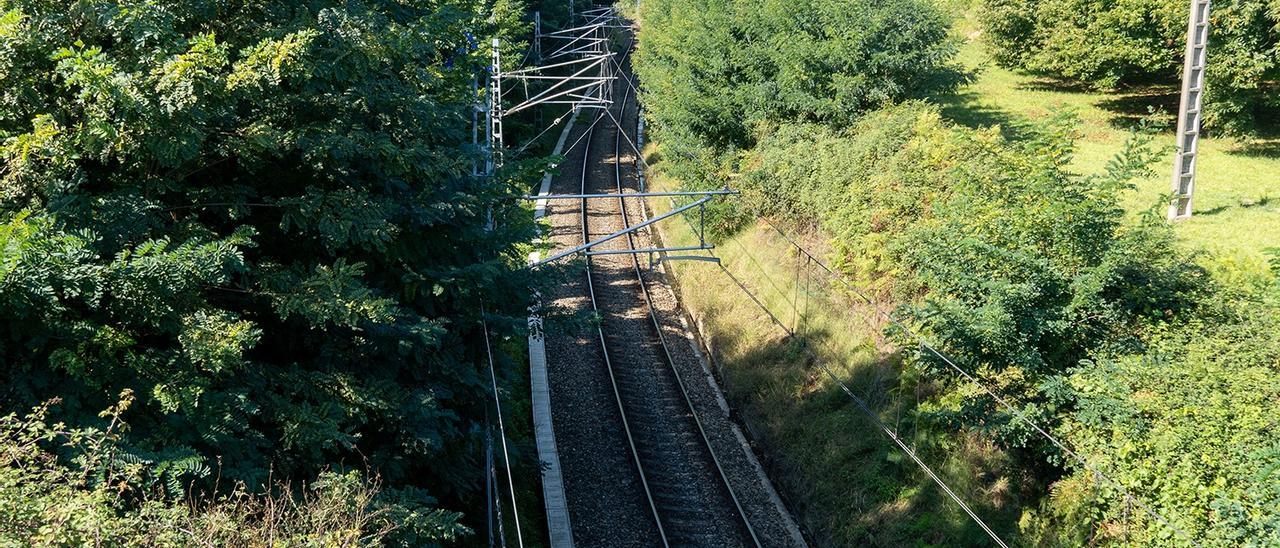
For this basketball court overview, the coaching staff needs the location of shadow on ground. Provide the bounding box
[701,282,1030,546]
[1094,85,1179,131]
[935,89,1038,142]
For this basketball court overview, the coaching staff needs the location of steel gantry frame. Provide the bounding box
[477,7,620,203]
[484,6,733,267]
[497,9,618,121]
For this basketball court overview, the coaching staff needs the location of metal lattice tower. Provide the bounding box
[1170,0,1212,220]
[489,37,504,173]
[534,12,542,64]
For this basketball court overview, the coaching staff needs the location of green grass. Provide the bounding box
[645,168,1025,546]
[938,10,1280,268]
[636,9,1279,545]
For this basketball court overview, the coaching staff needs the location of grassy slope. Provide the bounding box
[938,10,1280,267]
[638,6,1278,545]
[645,170,1022,546]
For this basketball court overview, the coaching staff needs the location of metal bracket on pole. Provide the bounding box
[656,255,721,265]
[1170,0,1212,220]
[519,189,738,201]
[536,196,713,266]
[587,244,715,258]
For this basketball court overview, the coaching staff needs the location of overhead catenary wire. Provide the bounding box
[512,110,574,157]
[617,16,1197,535]
[560,108,609,159]
[502,51,612,77]
[481,303,525,548]
[661,204,1009,547]
[754,216,1201,546]
[506,59,612,115]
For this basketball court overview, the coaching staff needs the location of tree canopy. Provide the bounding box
[637,0,1280,543]
[1,0,540,542]
[980,0,1280,134]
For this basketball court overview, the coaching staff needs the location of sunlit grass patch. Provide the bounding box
[939,8,1280,270]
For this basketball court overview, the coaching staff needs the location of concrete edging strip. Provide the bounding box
[528,107,580,548]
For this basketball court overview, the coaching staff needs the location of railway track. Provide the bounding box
[543,17,804,548]
[575,37,758,548]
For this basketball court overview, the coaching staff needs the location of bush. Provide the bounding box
[1049,289,1280,545]
[979,0,1280,135]
[0,396,465,547]
[0,0,541,536]
[743,102,1206,455]
[634,0,967,166]
[740,104,967,295]
[735,101,1265,543]
[634,0,967,239]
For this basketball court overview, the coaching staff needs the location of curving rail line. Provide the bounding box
[574,27,762,547]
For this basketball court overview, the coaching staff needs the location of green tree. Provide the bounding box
[0,0,541,534]
[980,0,1280,135]
[634,0,966,161]
[633,0,967,236]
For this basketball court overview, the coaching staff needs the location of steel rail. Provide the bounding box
[537,195,711,266]
[607,45,763,548]
[521,189,737,201]
[576,68,671,548]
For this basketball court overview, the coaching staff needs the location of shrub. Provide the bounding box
[0,0,541,535]
[742,102,1206,457]
[737,101,1251,543]
[979,0,1280,135]
[0,396,465,546]
[634,0,967,165]
[1049,290,1280,545]
[740,104,967,295]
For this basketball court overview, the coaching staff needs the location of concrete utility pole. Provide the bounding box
[1170,0,1212,220]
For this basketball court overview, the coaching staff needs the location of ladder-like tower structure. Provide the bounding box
[1170,0,1212,220]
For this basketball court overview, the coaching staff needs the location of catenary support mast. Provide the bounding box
[1170,0,1212,220]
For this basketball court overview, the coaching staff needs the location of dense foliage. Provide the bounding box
[634,0,966,185]
[1048,288,1280,545]
[2,395,458,546]
[637,0,1280,542]
[743,101,1202,466]
[980,0,1280,134]
[734,103,1280,546]
[1,0,542,540]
